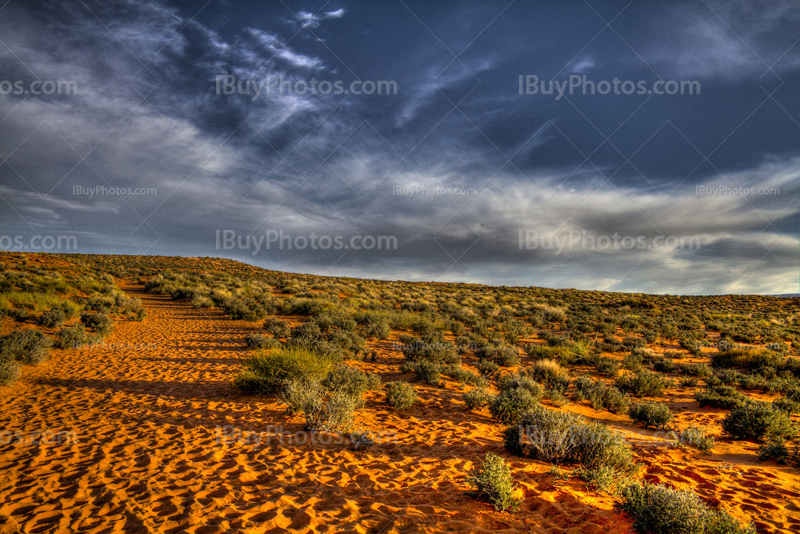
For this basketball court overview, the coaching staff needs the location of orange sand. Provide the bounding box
[0,285,797,533]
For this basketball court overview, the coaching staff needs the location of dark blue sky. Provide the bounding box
[1,0,798,294]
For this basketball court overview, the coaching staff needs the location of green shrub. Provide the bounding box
[628,402,673,429]
[757,438,799,465]
[505,405,636,476]
[385,381,417,409]
[263,317,291,338]
[322,364,381,398]
[233,347,339,395]
[619,481,754,534]
[0,358,22,385]
[39,307,66,328]
[55,323,90,349]
[695,384,747,409]
[477,344,519,367]
[571,376,630,414]
[616,369,667,397]
[490,387,540,424]
[527,359,570,392]
[401,359,443,386]
[283,379,358,432]
[466,453,521,512]
[475,359,500,377]
[464,387,492,410]
[244,333,282,350]
[722,401,796,442]
[499,372,543,395]
[443,364,485,386]
[81,312,113,336]
[0,329,52,365]
[402,338,460,365]
[671,426,714,453]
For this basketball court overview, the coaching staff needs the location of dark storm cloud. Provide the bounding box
[0,0,797,294]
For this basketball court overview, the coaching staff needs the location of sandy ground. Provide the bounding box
[0,284,798,533]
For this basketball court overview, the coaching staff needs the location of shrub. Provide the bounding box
[322,364,381,398]
[490,387,540,424]
[39,307,66,328]
[757,438,799,465]
[505,405,636,476]
[402,338,460,365]
[244,333,282,350]
[695,384,747,409]
[722,401,796,442]
[233,347,339,395]
[443,364,485,386]
[81,312,113,336]
[477,344,519,367]
[0,358,21,385]
[263,317,291,338]
[0,329,52,365]
[527,359,570,392]
[671,426,714,453]
[619,481,754,534]
[628,402,673,429]
[283,379,357,432]
[401,359,443,386]
[385,381,417,409]
[466,453,521,512]
[55,323,90,349]
[616,369,667,397]
[572,376,630,414]
[464,387,492,410]
[594,355,619,377]
[475,359,500,377]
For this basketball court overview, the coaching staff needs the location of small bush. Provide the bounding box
[505,405,636,476]
[628,402,673,429]
[572,376,630,414]
[233,347,339,395]
[385,381,417,409]
[244,333,282,350]
[619,481,754,534]
[263,317,291,338]
[499,372,543,396]
[695,384,747,409]
[616,369,667,397]
[466,453,521,512]
[0,329,52,365]
[490,387,541,424]
[464,387,492,410]
[323,364,381,398]
[283,379,357,432]
[39,307,66,328]
[671,426,714,453]
[722,401,796,442]
[758,438,799,465]
[81,312,114,336]
[401,359,443,386]
[55,323,90,349]
[477,344,519,367]
[0,358,22,385]
[527,359,570,392]
[475,359,500,377]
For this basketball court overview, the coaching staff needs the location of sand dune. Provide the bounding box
[0,284,797,533]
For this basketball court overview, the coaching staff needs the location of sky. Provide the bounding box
[0,0,798,295]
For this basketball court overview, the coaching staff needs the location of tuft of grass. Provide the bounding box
[671,426,715,453]
[722,401,796,442]
[233,347,339,395]
[616,369,667,397]
[628,401,673,430]
[466,453,521,512]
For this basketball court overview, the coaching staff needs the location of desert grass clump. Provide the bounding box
[263,317,291,338]
[244,333,281,350]
[477,344,519,367]
[475,359,500,377]
[39,307,66,328]
[628,401,673,429]
[233,347,339,395]
[527,359,570,393]
[722,401,796,442]
[695,383,747,409]
[671,426,715,453]
[55,323,91,349]
[466,453,521,512]
[616,369,667,397]
[401,359,443,386]
[81,311,113,336]
[385,381,417,409]
[757,438,799,465]
[322,364,381,398]
[618,481,755,534]
[504,405,636,479]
